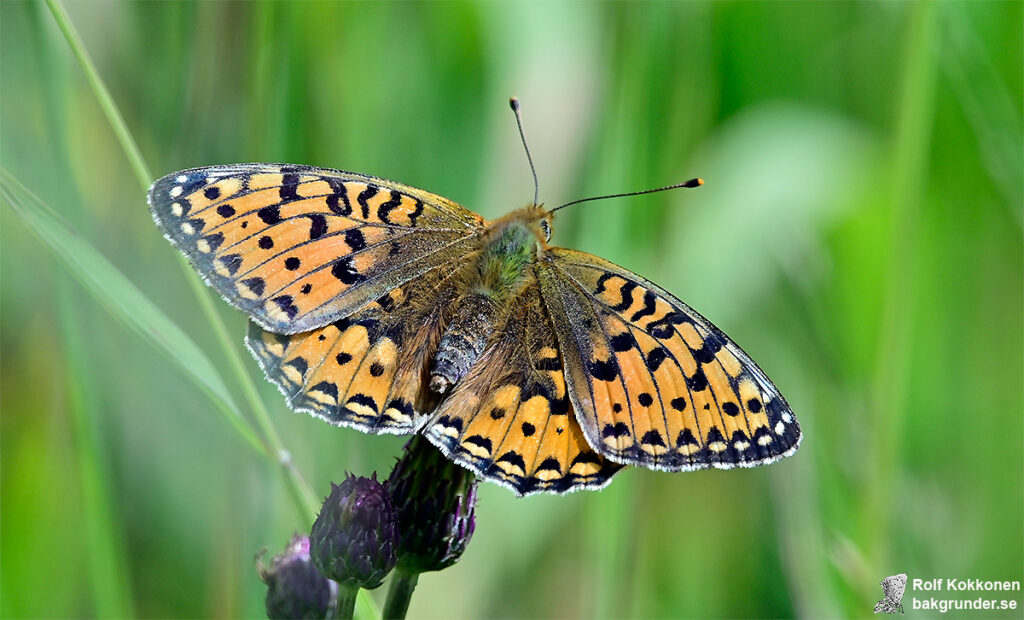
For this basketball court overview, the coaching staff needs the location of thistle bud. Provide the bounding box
[257,534,336,620]
[309,474,398,590]
[387,436,479,573]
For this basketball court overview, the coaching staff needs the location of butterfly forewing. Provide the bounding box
[538,248,800,470]
[148,164,484,334]
[423,271,623,495]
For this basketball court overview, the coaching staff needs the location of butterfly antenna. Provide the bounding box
[509,97,540,206]
[550,177,704,213]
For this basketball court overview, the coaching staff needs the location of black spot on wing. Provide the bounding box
[641,430,666,447]
[676,428,698,447]
[649,312,690,340]
[344,228,366,251]
[594,272,614,295]
[309,381,338,401]
[705,426,726,445]
[610,281,638,312]
[646,348,667,371]
[629,291,657,322]
[219,254,242,275]
[326,179,352,216]
[588,358,619,381]
[571,451,601,466]
[347,394,379,414]
[279,174,300,201]
[496,451,526,471]
[693,332,724,363]
[408,199,424,225]
[307,214,328,239]
[285,357,308,378]
[549,395,569,416]
[272,295,299,319]
[536,457,561,474]
[686,368,708,392]
[436,414,462,433]
[535,356,561,371]
[384,398,414,420]
[241,277,265,296]
[258,205,282,225]
[610,332,634,352]
[201,232,224,252]
[464,435,492,454]
[357,184,379,219]
[332,257,365,285]
[376,191,404,224]
[602,422,630,438]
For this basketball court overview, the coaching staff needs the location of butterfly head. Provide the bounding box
[488,203,553,252]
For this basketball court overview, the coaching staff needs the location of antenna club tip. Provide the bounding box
[509,97,520,111]
[686,178,704,188]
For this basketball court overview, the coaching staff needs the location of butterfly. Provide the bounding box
[147,116,800,496]
[874,573,907,614]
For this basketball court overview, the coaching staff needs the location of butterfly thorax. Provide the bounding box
[429,208,547,394]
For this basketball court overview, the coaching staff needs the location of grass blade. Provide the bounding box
[43,0,151,191]
[0,168,266,456]
[56,280,137,617]
[42,0,319,523]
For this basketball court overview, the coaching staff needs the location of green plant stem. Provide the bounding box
[41,2,381,615]
[43,0,318,521]
[334,584,359,620]
[56,282,136,617]
[382,570,419,620]
[0,169,266,457]
[866,0,938,574]
[43,0,151,190]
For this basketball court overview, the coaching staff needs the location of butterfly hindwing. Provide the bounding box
[246,267,467,433]
[149,164,484,334]
[538,248,800,471]
[423,270,623,495]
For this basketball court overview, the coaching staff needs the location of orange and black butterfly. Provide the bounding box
[147,104,800,496]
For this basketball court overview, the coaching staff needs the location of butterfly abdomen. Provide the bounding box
[430,294,499,394]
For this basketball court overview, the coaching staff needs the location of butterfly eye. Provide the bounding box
[540,219,552,242]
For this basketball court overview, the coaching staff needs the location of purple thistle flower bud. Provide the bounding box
[257,534,336,620]
[309,474,399,590]
[387,435,479,573]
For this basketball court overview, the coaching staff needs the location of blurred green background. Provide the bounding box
[2,1,1021,618]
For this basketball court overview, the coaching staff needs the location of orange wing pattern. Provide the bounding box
[148,164,484,334]
[423,271,622,495]
[246,268,466,433]
[538,248,800,471]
